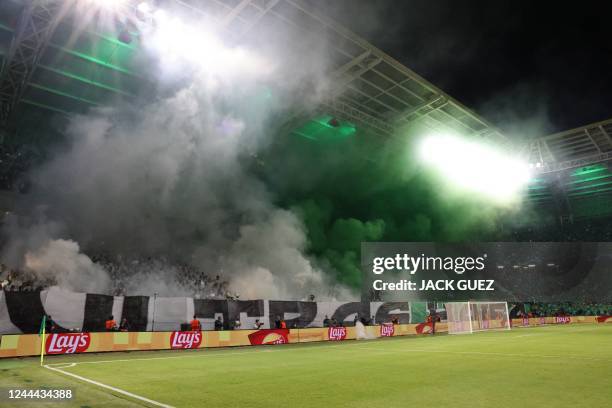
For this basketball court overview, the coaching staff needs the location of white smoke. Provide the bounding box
[221,209,332,300]
[1,15,355,300]
[23,239,110,293]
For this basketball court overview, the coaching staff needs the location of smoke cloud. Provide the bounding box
[1,4,533,300]
[24,239,111,294]
[0,12,351,300]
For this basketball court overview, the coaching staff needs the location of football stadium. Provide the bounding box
[0,1,611,407]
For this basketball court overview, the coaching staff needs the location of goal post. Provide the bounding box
[445,302,473,334]
[445,301,511,334]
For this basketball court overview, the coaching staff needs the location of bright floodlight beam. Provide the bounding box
[87,0,128,11]
[137,2,151,13]
[146,11,273,77]
[419,134,532,202]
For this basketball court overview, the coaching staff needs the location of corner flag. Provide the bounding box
[39,315,46,366]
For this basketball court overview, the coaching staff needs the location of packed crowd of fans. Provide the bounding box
[0,256,236,300]
[511,302,611,317]
[0,264,52,292]
[3,259,612,318]
[90,254,235,299]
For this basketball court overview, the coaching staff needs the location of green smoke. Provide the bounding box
[261,118,523,289]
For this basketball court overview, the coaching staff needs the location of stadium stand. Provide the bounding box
[1,256,234,299]
[511,302,611,318]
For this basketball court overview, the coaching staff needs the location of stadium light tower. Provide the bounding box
[419,134,532,203]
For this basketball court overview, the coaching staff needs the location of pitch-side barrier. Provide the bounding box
[0,322,442,358]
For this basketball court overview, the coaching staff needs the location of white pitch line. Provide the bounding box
[43,342,384,407]
[45,364,174,408]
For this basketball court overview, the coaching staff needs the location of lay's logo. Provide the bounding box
[46,333,91,354]
[380,323,395,337]
[170,331,202,349]
[328,326,347,341]
[248,329,289,345]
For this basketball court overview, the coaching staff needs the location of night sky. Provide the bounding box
[311,0,612,138]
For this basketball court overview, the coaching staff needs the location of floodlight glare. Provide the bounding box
[88,0,127,10]
[153,9,168,22]
[137,2,151,13]
[146,12,273,78]
[419,134,532,202]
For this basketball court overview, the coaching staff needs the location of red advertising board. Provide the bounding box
[380,323,395,337]
[45,333,91,355]
[327,326,347,341]
[415,322,433,334]
[170,331,202,349]
[247,329,290,345]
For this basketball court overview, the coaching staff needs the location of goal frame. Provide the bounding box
[445,301,511,334]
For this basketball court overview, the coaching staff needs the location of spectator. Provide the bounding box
[214,316,223,331]
[274,315,281,329]
[253,319,264,329]
[119,318,130,332]
[45,314,58,333]
[323,315,330,327]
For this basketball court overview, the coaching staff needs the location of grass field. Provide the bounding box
[0,324,611,408]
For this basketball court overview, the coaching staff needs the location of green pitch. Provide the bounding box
[1,324,611,407]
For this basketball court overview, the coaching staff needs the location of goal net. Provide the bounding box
[445,301,511,334]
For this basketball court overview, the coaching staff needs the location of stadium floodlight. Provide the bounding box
[419,134,532,203]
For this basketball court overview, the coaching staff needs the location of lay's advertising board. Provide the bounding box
[0,323,435,358]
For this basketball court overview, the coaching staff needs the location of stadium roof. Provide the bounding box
[0,0,610,174]
[525,118,612,222]
[527,117,612,173]
[0,0,509,146]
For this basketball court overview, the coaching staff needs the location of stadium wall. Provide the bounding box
[0,322,442,358]
[0,288,427,334]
